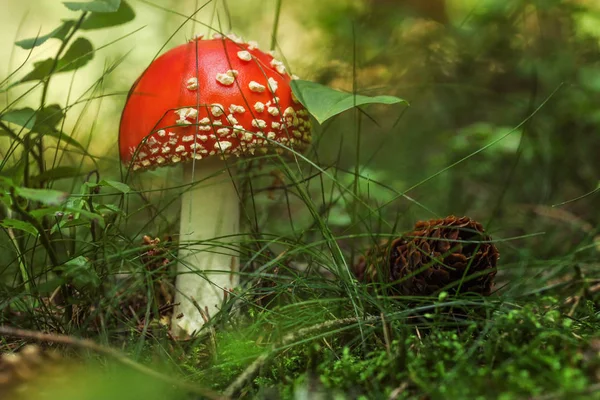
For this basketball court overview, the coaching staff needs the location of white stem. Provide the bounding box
[172,158,240,337]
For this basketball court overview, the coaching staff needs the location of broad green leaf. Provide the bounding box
[291,80,407,124]
[29,206,68,220]
[33,104,65,134]
[64,0,120,12]
[0,219,38,236]
[44,129,87,151]
[30,166,83,184]
[95,203,124,215]
[58,256,100,288]
[0,158,27,186]
[14,187,68,205]
[63,205,106,229]
[0,108,37,130]
[98,179,130,193]
[21,38,94,82]
[81,1,134,30]
[15,20,75,49]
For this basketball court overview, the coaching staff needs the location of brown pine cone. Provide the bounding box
[356,216,498,296]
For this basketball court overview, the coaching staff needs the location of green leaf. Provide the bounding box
[64,0,120,12]
[58,256,100,288]
[14,187,68,206]
[44,129,88,152]
[15,20,75,49]
[291,80,407,124]
[32,105,65,134]
[0,219,38,236]
[98,179,130,194]
[30,166,84,185]
[81,1,134,30]
[21,37,94,83]
[62,205,106,229]
[0,108,37,130]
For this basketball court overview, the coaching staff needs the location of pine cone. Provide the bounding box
[356,216,498,296]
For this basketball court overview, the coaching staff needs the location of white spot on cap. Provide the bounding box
[211,104,225,117]
[147,136,158,145]
[291,74,300,80]
[175,145,186,152]
[212,33,223,39]
[268,106,279,116]
[217,127,231,136]
[267,132,276,140]
[270,59,286,74]
[156,156,165,164]
[249,81,265,93]
[214,141,233,151]
[172,155,181,163]
[254,102,265,112]
[283,107,295,117]
[161,146,171,154]
[199,117,211,125]
[198,126,212,131]
[157,130,166,137]
[182,135,194,142]
[226,115,238,125]
[189,143,204,150]
[197,135,208,141]
[168,137,177,145]
[216,73,235,86]
[229,104,245,114]
[252,119,267,129]
[268,77,278,93]
[247,40,259,50]
[226,33,244,43]
[237,50,252,61]
[271,121,281,129]
[186,77,198,90]
[150,147,159,154]
[242,132,254,142]
[176,108,197,125]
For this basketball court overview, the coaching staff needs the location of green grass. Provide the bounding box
[1,0,599,399]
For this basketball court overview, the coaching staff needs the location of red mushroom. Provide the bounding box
[119,33,311,337]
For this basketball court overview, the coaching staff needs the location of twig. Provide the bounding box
[223,315,380,397]
[0,325,224,400]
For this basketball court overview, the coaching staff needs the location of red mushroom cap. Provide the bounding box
[119,34,311,171]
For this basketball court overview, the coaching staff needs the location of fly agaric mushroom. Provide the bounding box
[119,33,311,337]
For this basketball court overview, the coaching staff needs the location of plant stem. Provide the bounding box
[36,11,88,185]
[172,158,240,337]
[9,187,59,268]
[270,0,282,51]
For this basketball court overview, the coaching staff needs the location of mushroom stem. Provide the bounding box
[172,157,240,337]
